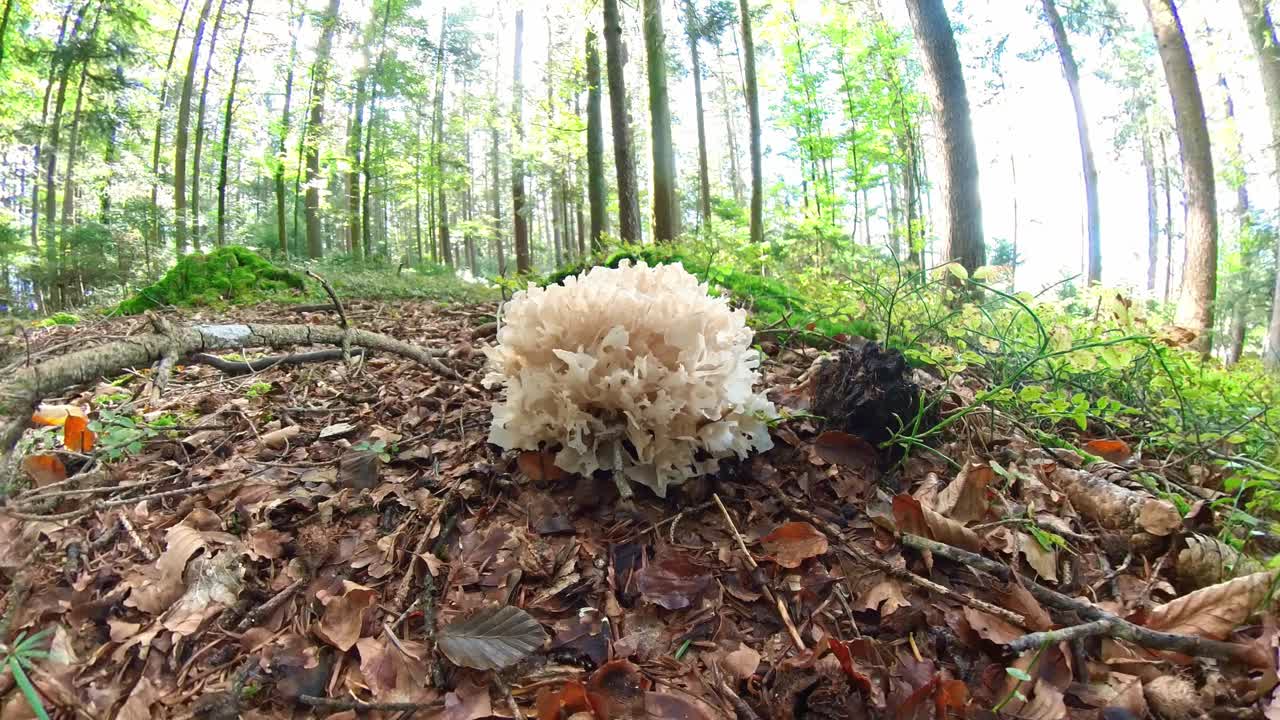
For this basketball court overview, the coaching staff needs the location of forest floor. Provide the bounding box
[0,294,1276,720]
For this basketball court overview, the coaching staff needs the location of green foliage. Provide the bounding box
[299,259,497,304]
[117,246,306,314]
[2,629,54,720]
[33,312,80,327]
[87,410,177,461]
[244,381,273,399]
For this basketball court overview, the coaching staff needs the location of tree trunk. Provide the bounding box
[190,0,228,252]
[32,0,80,279]
[433,9,452,267]
[682,1,712,228]
[43,2,92,301]
[147,0,192,273]
[603,0,642,244]
[1145,0,1217,351]
[217,0,252,248]
[175,0,216,256]
[59,16,96,246]
[738,0,763,244]
[586,29,608,253]
[1161,130,1174,303]
[1237,0,1280,367]
[643,0,679,242]
[716,53,744,205]
[512,9,530,272]
[1042,0,1101,284]
[1143,122,1159,293]
[346,75,367,258]
[490,86,506,275]
[304,0,341,260]
[0,0,14,74]
[906,0,985,273]
[361,8,390,260]
[275,0,300,258]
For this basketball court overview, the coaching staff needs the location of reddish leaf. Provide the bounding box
[588,660,648,718]
[1084,439,1132,463]
[643,692,712,719]
[518,450,568,482]
[636,555,712,610]
[935,679,969,719]
[63,414,95,452]
[828,638,873,693]
[21,454,67,486]
[760,521,829,568]
[814,430,878,470]
[536,681,595,720]
[892,495,930,537]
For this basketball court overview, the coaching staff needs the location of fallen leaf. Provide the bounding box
[934,462,993,523]
[1084,439,1132,463]
[440,677,492,720]
[720,644,761,680]
[760,521,829,568]
[827,638,873,692]
[437,605,547,670]
[858,575,909,616]
[636,555,712,610]
[963,607,1023,645]
[63,414,95,452]
[644,692,713,720]
[260,424,302,449]
[518,449,567,482]
[21,454,66,486]
[813,430,877,469]
[1145,570,1277,640]
[314,581,378,651]
[1018,531,1059,582]
[162,551,244,635]
[587,659,648,718]
[535,681,594,720]
[318,421,358,439]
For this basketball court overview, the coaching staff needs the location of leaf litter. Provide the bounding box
[0,299,1275,718]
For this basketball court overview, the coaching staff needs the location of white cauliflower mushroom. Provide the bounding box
[483,260,778,497]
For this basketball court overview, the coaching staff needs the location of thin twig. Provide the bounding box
[235,577,307,632]
[191,348,367,375]
[712,493,807,651]
[297,695,440,714]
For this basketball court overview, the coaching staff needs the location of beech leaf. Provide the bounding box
[437,605,547,670]
[760,521,829,568]
[813,430,877,470]
[1145,570,1277,640]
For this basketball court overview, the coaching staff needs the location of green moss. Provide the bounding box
[33,312,80,327]
[544,245,877,340]
[118,246,306,314]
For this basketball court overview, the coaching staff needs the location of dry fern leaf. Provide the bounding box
[1175,535,1263,591]
[1145,570,1277,640]
[437,605,547,670]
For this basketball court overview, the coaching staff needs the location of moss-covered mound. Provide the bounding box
[544,245,877,340]
[118,246,305,314]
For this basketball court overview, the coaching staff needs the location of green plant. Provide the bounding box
[87,411,177,460]
[117,246,306,314]
[353,439,392,462]
[244,382,273,399]
[1,628,53,720]
[32,312,79,328]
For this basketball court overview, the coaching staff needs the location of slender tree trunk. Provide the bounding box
[304,0,341,259]
[738,0,763,244]
[1042,0,1101,284]
[512,9,530,272]
[682,1,712,228]
[44,2,92,303]
[1161,130,1174,303]
[414,109,423,262]
[586,28,608,252]
[190,0,228,252]
[433,9,452,267]
[643,0,679,242]
[490,92,506,275]
[32,0,79,282]
[1145,0,1217,351]
[361,15,389,260]
[0,0,14,75]
[906,0,985,273]
[1143,122,1159,293]
[275,0,300,258]
[347,75,367,257]
[60,18,96,242]
[1237,0,1280,367]
[716,53,743,205]
[603,0,642,244]
[175,0,216,256]
[217,0,252,248]
[147,0,192,273]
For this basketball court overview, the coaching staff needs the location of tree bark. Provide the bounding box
[43,1,92,303]
[906,0,985,273]
[32,0,80,277]
[1042,0,1101,285]
[174,0,215,256]
[738,0,763,244]
[433,9,452,267]
[1145,0,1217,351]
[304,0,341,260]
[217,0,253,248]
[586,28,608,252]
[191,0,228,252]
[149,0,192,274]
[603,0,642,244]
[59,8,98,255]
[643,0,679,242]
[1143,122,1159,293]
[683,1,712,228]
[1237,0,1280,367]
[490,62,506,275]
[0,0,13,74]
[346,75,367,258]
[275,0,300,259]
[512,9,530,272]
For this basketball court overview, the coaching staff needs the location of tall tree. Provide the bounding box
[0,0,13,73]
[43,0,92,285]
[1145,0,1216,350]
[217,0,253,247]
[1041,0,1101,284]
[512,9,529,272]
[586,27,607,252]
[274,0,300,258]
[603,0,642,243]
[150,0,192,273]
[737,0,762,244]
[433,8,452,267]
[304,0,341,259]
[191,0,228,251]
[643,0,679,242]
[1237,0,1280,367]
[1143,122,1159,293]
[346,18,371,259]
[175,0,216,255]
[683,0,712,227]
[905,0,985,273]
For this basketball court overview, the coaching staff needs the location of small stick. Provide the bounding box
[494,676,524,720]
[712,493,807,652]
[306,271,353,369]
[1006,619,1115,653]
[191,348,367,375]
[298,695,440,714]
[235,577,307,632]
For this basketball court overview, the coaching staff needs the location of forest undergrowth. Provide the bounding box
[0,240,1277,719]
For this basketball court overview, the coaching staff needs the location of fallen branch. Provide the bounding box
[769,487,1029,629]
[714,493,807,651]
[900,533,1269,667]
[0,321,458,471]
[297,695,440,714]
[190,348,367,375]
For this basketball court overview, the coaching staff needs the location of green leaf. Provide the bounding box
[8,657,51,720]
[1018,386,1044,402]
[1005,667,1033,682]
[945,263,969,281]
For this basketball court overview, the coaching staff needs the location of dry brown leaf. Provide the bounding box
[162,551,244,635]
[921,503,984,552]
[1021,681,1067,720]
[1018,531,1059,582]
[857,575,909,616]
[760,521,829,568]
[1176,535,1263,591]
[963,607,1023,645]
[126,524,208,614]
[21,454,66,487]
[997,581,1053,631]
[1145,570,1277,640]
[518,449,567,482]
[720,643,761,680]
[934,462,994,523]
[812,430,877,470]
[314,580,377,651]
[1084,439,1133,463]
